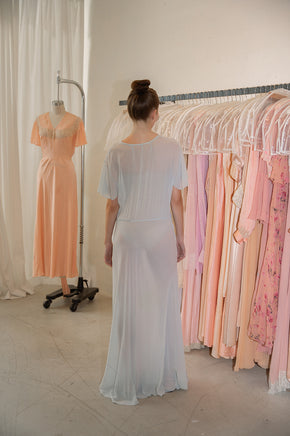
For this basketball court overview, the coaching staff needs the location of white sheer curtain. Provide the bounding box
[0,0,85,299]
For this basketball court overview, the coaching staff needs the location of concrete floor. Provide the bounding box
[1,286,290,436]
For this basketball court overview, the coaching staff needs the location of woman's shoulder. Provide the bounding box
[157,135,177,143]
[156,135,181,151]
[106,141,125,155]
[107,136,181,153]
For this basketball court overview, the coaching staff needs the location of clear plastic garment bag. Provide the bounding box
[255,98,290,160]
[238,89,290,149]
[172,104,203,152]
[107,89,290,158]
[278,108,290,155]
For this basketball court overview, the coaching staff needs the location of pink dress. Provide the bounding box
[199,153,225,347]
[181,155,208,350]
[31,112,87,277]
[248,155,289,352]
[269,180,290,393]
[198,155,217,344]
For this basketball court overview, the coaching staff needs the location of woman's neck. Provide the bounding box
[51,100,65,115]
[123,129,157,145]
[131,125,153,138]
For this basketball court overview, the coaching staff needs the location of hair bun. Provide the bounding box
[127,80,159,121]
[131,79,150,94]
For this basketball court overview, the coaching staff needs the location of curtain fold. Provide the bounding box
[0,0,84,299]
[0,0,30,298]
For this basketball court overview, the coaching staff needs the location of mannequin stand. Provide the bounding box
[42,71,99,312]
[43,277,98,311]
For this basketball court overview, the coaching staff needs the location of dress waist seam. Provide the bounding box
[40,158,73,163]
[117,217,171,223]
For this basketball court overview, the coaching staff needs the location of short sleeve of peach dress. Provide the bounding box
[31,112,87,278]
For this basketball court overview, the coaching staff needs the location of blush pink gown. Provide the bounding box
[269,183,290,393]
[31,112,86,277]
[181,154,208,350]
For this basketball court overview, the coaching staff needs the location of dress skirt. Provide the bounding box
[100,218,188,405]
[33,157,78,277]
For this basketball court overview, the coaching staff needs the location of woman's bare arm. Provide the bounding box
[104,198,119,266]
[170,186,186,262]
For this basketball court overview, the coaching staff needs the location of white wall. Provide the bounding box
[83,0,290,295]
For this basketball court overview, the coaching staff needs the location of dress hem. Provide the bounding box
[32,271,79,279]
[99,383,188,406]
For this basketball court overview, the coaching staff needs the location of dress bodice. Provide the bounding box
[31,112,86,161]
[98,136,187,222]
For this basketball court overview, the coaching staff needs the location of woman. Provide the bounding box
[98,80,188,405]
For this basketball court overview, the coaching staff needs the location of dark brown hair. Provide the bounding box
[127,79,159,121]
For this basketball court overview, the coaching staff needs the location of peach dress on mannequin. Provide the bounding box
[31,112,86,277]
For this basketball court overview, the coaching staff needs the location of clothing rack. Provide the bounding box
[119,82,290,106]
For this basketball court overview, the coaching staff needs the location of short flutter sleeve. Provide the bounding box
[98,149,118,200]
[173,144,188,189]
[31,118,41,146]
[74,119,87,147]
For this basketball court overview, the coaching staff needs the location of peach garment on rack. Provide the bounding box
[248,155,289,352]
[181,154,208,350]
[234,149,260,243]
[234,153,272,370]
[222,154,245,349]
[211,153,235,359]
[234,223,270,371]
[31,112,87,277]
[198,153,225,347]
[248,155,273,224]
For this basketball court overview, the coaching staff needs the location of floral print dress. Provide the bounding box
[248,155,289,352]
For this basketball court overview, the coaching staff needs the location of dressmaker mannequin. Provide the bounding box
[50,100,66,127]
[50,100,70,296]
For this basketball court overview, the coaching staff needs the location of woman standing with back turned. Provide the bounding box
[98,80,188,405]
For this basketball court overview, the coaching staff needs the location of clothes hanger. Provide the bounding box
[277,108,290,156]
[262,99,290,159]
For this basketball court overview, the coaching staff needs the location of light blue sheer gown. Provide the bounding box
[98,135,188,405]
